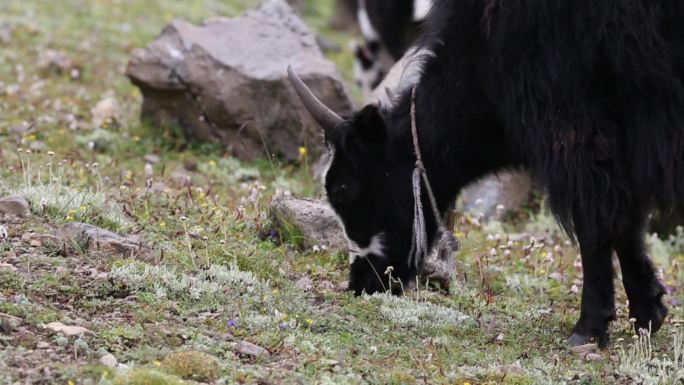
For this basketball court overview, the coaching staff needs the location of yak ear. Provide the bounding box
[354,104,386,143]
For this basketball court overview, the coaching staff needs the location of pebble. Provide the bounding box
[236,340,269,358]
[0,195,29,217]
[295,276,313,291]
[100,353,118,368]
[585,353,604,362]
[143,154,160,164]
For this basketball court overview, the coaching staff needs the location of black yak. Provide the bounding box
[289,0,683,347]
[352,0,434,95]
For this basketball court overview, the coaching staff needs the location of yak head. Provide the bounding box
[288,66,420,296]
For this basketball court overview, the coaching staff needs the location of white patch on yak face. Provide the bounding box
[321,148,334,189]
[357,0,379,42]
[348,233,385,265]
[413,0,434,22]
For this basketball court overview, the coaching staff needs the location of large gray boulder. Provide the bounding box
[126,0,353,161]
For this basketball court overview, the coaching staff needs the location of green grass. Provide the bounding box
[0,0,683,384]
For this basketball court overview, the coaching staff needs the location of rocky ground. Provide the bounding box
[1,1,683,384]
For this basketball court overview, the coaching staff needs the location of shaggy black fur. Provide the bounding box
[324,0,683,346]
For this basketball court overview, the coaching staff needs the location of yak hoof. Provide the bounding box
[567,332,594,347]
[634,300,668,334]
[567,332,607,348]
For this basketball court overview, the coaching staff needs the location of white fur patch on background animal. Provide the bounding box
[357,0,379,41]
[413,0,434,22]
[354,54,385,101]
[348,233,385,264]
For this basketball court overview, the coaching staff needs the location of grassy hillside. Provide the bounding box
[0,1,682,384]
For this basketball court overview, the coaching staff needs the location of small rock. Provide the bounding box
[0,24,13,44]
[183,158,198,172]
[36,341,50,349]
[585,353,604,362]
[143,154,161,164]
[144,163,154,176]
[149,182,169,194]
[318,280,336,291]
[9,123,33,136]
[29,141,46,152]
[170,170,193,186]
[0,263,17,272]
[100,353,118,368]
[44,322,91,337]
[295,276,314,291]
[37,50,74,74]
[91,97,121,128]
[0,195,30,218]
[22,233,59,247]
[319,358,340,366]
[59,222,150,257]
[236,340,269,358]
[570,343,599,359]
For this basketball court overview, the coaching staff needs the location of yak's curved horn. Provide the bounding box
[287,65,344,132]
